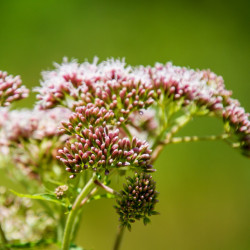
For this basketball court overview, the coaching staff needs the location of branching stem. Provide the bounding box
[167,134,230,144]
[94,180,118,195]
[151,114,192,163]
[62,174,96,250]
[80,187,98,207]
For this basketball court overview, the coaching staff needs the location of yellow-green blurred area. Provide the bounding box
[0,0,250,249]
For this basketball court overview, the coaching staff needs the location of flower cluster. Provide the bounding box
[115,172,158,230]
[57,126,154,178]
[0,187,55,244]
[223,99,250,157]
[0,107,70,144]
[35,58,154,123]
[60,103,117,135]
[0,107,71,179]
[55,185,68,199]
[0,58,249,249]
[149,63,232,112]
[49,58,250,179]
[34,58,237,126]
[0,71,29,106]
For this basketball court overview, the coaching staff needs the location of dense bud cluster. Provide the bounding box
[223,100,250,157]
[115,172,158,230]
[60,103,117,136]
[0,187,55,243]
[223,101,250,134]
[57,126,154,178]
[0,71,29,106]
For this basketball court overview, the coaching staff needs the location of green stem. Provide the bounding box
[61,174,96,250]
[113,226,125,250]
[151,114,192,163]
[94,180,118,195]
[72,186,99,243]
[164,114,192,144]
[168,134,231,144]
[80,187,98,207]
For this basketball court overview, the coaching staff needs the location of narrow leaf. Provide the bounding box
[10,189,66,206]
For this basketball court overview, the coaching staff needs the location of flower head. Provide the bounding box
[115,172,159,230]
[35,58,236,120]
[34,58,154,123]
[57,126,154,178]
[0,107,71,143]
[150,63,232,111]
[0,71,29,106]
[0,107,71,179]
[60,103,117,135]
[55,185,68,199]
[223,100,250,157]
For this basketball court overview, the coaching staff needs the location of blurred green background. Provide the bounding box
[0,0,250,249]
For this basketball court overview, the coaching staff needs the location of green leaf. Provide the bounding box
[10,189,66,206]
[5,238,56,248]
[150,210,160,215]
[143,217,151,225]
[127,223,132,231]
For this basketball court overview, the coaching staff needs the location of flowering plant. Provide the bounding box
[0,58,249,250]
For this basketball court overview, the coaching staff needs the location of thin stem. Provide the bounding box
[150,143,165,164]
[113,226,125,250]
[164,114,193,144]
[71,209,84,243]
[167,134,231,144]
[80,187,98,207]
[71,187,98,243]
[151,114,192,163]
[94,180,118,195]
[62,174,96,250]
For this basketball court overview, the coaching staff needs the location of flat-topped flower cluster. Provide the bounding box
[0,58,249,249]
[35,58,232,112]
[34,58,249,157]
